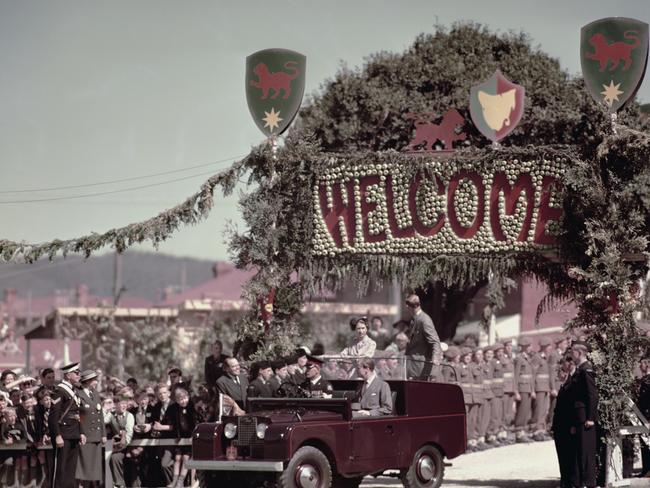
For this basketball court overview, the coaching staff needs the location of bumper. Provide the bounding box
[187,459,285,472]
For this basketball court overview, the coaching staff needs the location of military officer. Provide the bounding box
[569,340,598,488]
[49,362,85,488]
[300,356,333,398]
[76,370,106,487]
[514,337,535,442]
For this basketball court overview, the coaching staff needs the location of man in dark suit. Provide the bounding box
[204,340,229,390]
[569,341,599,488]
[76,370,106,487]
[353,358,393,417]
[49,362,85,488]
[216,357,249,413]
[248,361,275,398]
[552,354,577,488]
[404,294,442,380]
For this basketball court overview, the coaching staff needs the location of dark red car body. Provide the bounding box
[189,380,466,487]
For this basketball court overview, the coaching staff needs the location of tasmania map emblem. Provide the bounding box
[246,48,306,137]
[581,18,649,112]
[469,70,525,143]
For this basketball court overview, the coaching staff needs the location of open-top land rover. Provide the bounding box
[188,379,466,488]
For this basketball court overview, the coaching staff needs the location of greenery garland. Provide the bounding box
[0,156,250,263]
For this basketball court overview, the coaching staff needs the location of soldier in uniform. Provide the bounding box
[300,356,333,398]
[514,337,535,442]
[442,346,462,385]
[49,362,85,488]
[482,346,500,445]
[458,347,477,450]
[76,370,105,487]
[531,338,554,441]
[269,359,288,396]
[490,343,507,443]
[471,348,487,449]
[500,339,516,442]
[569,340,598,488]
[547,336,568,430]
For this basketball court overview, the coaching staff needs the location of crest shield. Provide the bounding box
[469,70,525,143]
[246,48,306,137]
[581,17,649,112]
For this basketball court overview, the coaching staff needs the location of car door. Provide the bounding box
[350,416,401,472]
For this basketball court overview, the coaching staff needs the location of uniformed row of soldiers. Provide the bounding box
[441,336,570,450]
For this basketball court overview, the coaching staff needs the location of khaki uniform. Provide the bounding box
[490,358,506,439]
[546,348,563,429]
[532,352,554,434]
[479,360,494,441]
[514,352,535,437]
[470,362,485,442]
[458,364,475,442]
[501,356,516,431]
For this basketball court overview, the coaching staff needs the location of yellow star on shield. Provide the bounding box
[262,107,283,132]
[601,80,624,107]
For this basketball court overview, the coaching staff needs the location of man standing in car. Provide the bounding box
[404,294,442,380]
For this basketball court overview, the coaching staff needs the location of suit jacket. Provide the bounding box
[78,388,105,443]
[216,374,249,409]
[356,375,393,416]
[405,310,442,363]
[48,381,82,440]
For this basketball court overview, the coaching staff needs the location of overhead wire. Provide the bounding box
[0,153,248,194]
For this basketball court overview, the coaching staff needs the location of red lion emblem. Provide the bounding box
[250,61,300,99]
[585,30,641,71]
[404,109,466,152]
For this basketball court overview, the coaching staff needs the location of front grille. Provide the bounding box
[235,416,263,448]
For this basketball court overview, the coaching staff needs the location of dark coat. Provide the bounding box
[78,388,105,443]
[405,310,442,379]
[248,378,274,398]
[300,377,333,398]
[150,401,174,439]
[216,374,249,409]
[167,402,197,438]
[48,381,82,440]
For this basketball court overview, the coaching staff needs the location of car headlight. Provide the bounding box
[256,423,268,439]
[224,423,237,439]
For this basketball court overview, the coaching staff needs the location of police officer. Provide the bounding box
[300,356,333,398]
[532,338,554,441]
[49,362,85,488]
[569,340,598,488]
[76,370,106,487]
[514,337,535,442]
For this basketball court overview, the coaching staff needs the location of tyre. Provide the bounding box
[332,474,363,488]
[278,446,333,488]
[400,445,444,488]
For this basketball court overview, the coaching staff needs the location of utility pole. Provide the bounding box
[113,252,123,306]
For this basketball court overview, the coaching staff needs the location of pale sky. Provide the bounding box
[0,0,648,261]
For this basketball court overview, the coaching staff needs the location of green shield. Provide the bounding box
[581,17,648,112]
[246,48,306,137]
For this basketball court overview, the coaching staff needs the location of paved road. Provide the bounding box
[360,440,560,488]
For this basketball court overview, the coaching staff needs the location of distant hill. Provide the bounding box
[0,251,216,302]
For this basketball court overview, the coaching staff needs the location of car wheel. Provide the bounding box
[400,445,444,488]
[278,446,333,488]
[332,474,364,488]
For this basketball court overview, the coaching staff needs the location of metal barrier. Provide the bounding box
[318,354,452,382]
